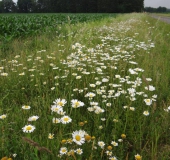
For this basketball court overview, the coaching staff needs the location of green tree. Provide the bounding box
[76,0,87,12]
[103,0,118,13]
[17,0,36,12]
[0,1,3,12]
[65,0,75,12]
[131,0,144,12]
[87,0,97,12]
[14,0,145,13]
[157,6,167,12]
[36,0,46,12]
[97,0,107,12]
[1,0,16,12]
[117,0,144,13]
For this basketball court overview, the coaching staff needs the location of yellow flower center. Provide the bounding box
[144,111,149,114]
[75,135,81,141]
[75,102,80,106]
[26,126,32,130]
[48,134,54,139]
[64,117,69,121]
[32,118,36,121]
[135,155,142,160]
[1,115,6,119]
[62,148,66,153]
[89,94,93,97]
[54,108,59,111]
[77,149,81,153]
[58,102,63,106]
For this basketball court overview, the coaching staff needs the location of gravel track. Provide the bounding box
[150,14,170,24]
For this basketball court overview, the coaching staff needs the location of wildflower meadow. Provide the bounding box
[0,13,170,160]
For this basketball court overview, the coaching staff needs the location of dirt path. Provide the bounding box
[150,14,170,24]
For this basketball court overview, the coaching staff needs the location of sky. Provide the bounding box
[144,0,170,8]
[12,0,170,9]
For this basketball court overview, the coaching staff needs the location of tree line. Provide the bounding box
[145,6,167,13]
[0,0,144,13]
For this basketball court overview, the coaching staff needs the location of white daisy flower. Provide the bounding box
[143,111,149,116]
[129,68,138,74]
[72,130,85,145]
[152,94,157,99]
[90,102,98,106]
[144,99,152,106]
[60,147,68,155]
[101,118,106,121]
[28,115,39,121]
[90,84,96,87]
[111,141,118,146]
[76,76,82,79]
[22,105,31,110]
[98,141,105,149]
[51,105,63,113]
[0,114,7,120]
[105,150,112,156]
[87,107,94,112]
[71,99,84,108]
[145,85,155,91]
[99,125,103,129]
[102,78,109,82]
[109,156,117,160]
[85,92,96,98]
[129,107,135,111]
[118,139,123,142]
[48,133,54,139]
[53,98,67,107]
[106,103,111,107]
[22,124,35,133]
[135,154,142,160]
[146,78,152,81]
[76,148,83,155]
[52,118,60,123]
[61,115,72,124]
[1,72,8,76]
[115,75,121,78]
[13,153,17,158]
[96,81,102,85]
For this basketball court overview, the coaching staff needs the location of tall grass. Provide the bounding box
[0,13,170,160]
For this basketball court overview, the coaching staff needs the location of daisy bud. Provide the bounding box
[107,145,113,150]
[61,139,67,144]
[121,134,126,139]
